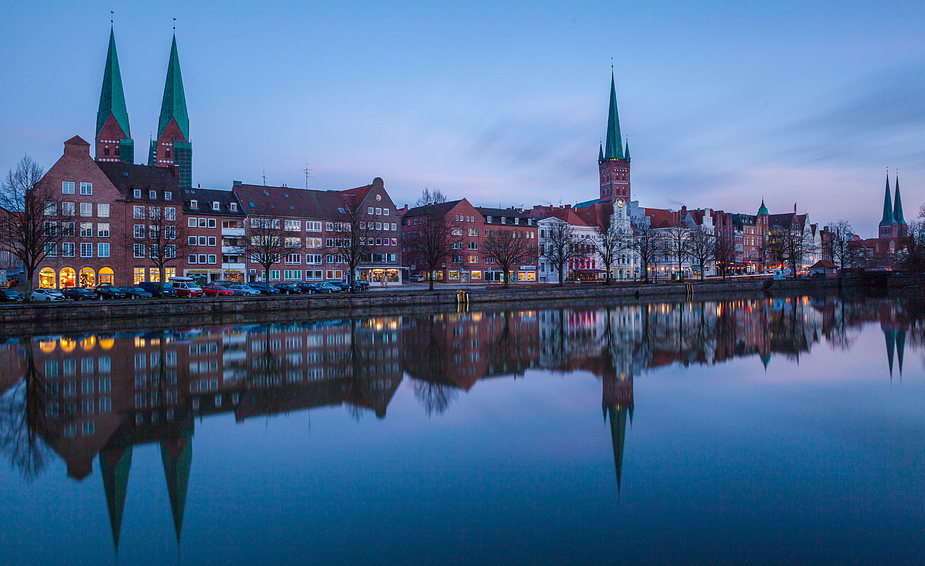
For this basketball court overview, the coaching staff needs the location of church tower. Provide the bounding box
[95,28,133,164]
[598,74,630,205]
[879,173,898,239]
[150,34,192,189]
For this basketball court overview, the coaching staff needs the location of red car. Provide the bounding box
[203,284,234,297]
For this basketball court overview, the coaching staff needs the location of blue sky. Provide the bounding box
[2,0,923,237]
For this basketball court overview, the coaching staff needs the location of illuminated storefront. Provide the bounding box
[79,267,96,287]
[39,268,56,288]
[99,267,114,285]
[59,268,76,288]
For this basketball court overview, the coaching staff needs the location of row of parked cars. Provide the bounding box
[0,278,369,302]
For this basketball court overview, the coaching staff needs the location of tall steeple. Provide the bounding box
[100,445,133,552]
[880,174,894,225]
[95,27,133,163]
[161,427,193,543]
[152,32,192,189]
[604,74,624,160]
[598,73,631,205]
[893,175,906,226]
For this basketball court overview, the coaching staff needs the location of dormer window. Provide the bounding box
[165,191,172,201]
[212,202,220,211]
[133,189,142,199]
[229,203,237,212]
[149,190,157,200]
[190,199,198,209]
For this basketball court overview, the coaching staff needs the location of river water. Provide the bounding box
[1,293,923,565]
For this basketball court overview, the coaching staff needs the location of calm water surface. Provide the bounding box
[1,294,924,565]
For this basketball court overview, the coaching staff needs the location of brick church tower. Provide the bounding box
[878,173,907,240]
[598,74,630,205]
[95,28,134,164]
[149,35,192,189]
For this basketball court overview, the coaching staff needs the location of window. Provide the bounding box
[208,236,217,247]
[384,208,390,216]
[164,226,175,240]
[149,190,157,200]
[97,203,110,218]
[165,207,176,221]
[376,208,382,215]
[285,237,301,248]
[44,221,57,236]
[376,222,382,230]
[61,202,75,216]
[62,242,75,257]
[212,201,220,211]
[81,243,93,258]
[80,182,92,195]
[198,236,207,246]
[134,189,142,198]
[285,254,301,264]
[62,181,75,194]
[44,202,56,217]
[80,222,93,237]
[44,243,57,257]
[208,255,216,264]
[165,191,172,201]
[133,206,145,219]
[391,222,397,231]
[97,223,110,237]
[229,202,237,211]
[79,202,92,217]
[468,241,478,250]
[133,225,145,239]
[208,218,216,228]
[190,199,198,209]
[134,244,146,258]
[285,220,301,231]
[188,236,196,246]
[98,243,110,257]
[188,217,197,227]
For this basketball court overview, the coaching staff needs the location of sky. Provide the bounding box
[1,0,924,238]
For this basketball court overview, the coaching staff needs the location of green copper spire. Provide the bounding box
[603,74,624,160]
[893,175,905,225]
[157,35,190,140]
[607,405,629,491]
[758,199,769,216]
[880,174,894,225]
[598,143,604,162]
[624,139,630,160]
[96,28,131,138]
[100,445,133,552]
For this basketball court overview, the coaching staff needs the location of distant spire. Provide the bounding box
[893,174,906,225]
[884,328,896,377]
[161,428,193,543]
[607,405,629,491]
[896,330,906,376]
[157,34,190,140]
[96,27,130,138]
[880,173,894,225]
[603,73,624,160]
[624,138,631,160]
[598,143,604,162]
[758,198,769,216]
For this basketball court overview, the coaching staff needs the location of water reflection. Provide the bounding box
[0,294,923,556]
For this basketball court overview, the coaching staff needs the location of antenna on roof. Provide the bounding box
[303,164,313,189]
[262,169,266,186]
[111,11,114,25]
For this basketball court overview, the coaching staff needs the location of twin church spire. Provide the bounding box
[94,26,192,188]
[879,172,906,240]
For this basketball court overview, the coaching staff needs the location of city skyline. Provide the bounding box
[2,1,923,238]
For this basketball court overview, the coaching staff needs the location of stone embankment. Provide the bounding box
[1,275,919,336]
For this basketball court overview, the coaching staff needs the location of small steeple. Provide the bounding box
[158,34,190,140]
[893,175,906,225]
[880,173,894,225]
[603,74,624,160]
[624,139,631,160]
[96,27,130,139]
[758,198,769,216]
[598,143,604,162]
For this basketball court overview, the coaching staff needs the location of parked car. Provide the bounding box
[248,282,281,295]
[62,287,98,301]
[409,274,425,282]
[324,280,350,292]
[293,282,317,294]
[6,273,21,287]
[169,277,204,297]
[31,288,66,302]
[138,282,178,297]
[119,286,153,299]
[0,288,24,302]
[227,284,261,296]
[94,284,127,300]
[273,283,302,294]
[203,284,234,297]
[212,280,241,288]
[310,282,338,294]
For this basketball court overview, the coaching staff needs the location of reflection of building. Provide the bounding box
[603,372,633,490]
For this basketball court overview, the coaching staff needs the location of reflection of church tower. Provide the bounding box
[880,303,908,378]
[161,425,193,543]
[602,372,634,490]
[100,445,133,551]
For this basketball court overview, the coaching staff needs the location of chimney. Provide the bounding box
[233,180,242,186]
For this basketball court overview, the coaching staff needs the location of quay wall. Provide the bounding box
[1,275,920,336]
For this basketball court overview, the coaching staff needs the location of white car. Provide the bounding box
[227,284,261,296]
[31,288,66,302]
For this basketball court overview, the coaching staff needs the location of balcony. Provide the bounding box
[222,227,245,237]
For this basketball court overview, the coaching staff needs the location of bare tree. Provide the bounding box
[825,220,854,269]
[594,210,627,284]
[405,206,460,291]
[483,229,536,288]
[542,220,583,285]
[713,230,737,279]
[133,205,188,290]
[629,216,661,283]
[328,204,374,292]
[687,227,715,281]
[780,224,812,276]
[242,215,288,288]
[901,206,925,273]
[665,225,690,279]
[0,156,64,298]
[415,187,447,207]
